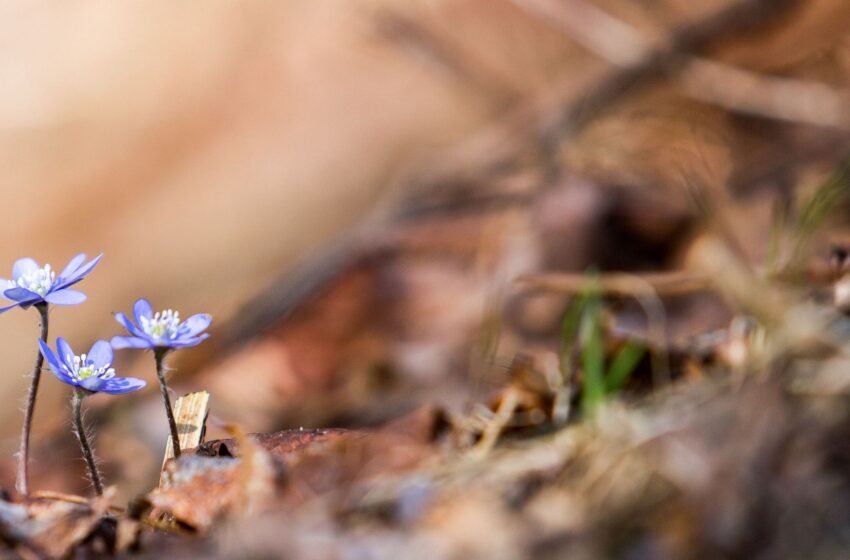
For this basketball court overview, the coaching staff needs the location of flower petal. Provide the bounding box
[49,367,78,388]
[58,253,87,279]
[56,337,76,370]
[53,253,102,290]
[0,302,20,314]
[98,376,146,395]
[4,287,41,303]
[79,376,104,392]
[114,312,145,337]
[133,298,153,323]
[38,341,77,386]
[44,289,86,306]
[87,340,113,369]
[38,339,64,374]
[12,258,39,281]
[169,333,210,348]
[110,335,153,350]
[181,314,212,337]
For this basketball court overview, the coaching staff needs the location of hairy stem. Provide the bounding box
[155,349,181,457]
[16,303,49,496]
[72,390,103,496]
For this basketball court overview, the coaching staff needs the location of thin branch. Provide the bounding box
[509,0,652,66]
[511,0,850,129]
[516,271,710,297]
[677,58,850,129]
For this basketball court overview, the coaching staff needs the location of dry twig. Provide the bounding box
[511,0,850,129]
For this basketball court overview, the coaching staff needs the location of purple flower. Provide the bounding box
[38,338,146,395]
[0,253,102,313]
[111,298,211,350]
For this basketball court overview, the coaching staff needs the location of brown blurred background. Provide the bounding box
[1,0,849,502]
[0,0,587,496]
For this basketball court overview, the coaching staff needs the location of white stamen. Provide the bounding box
[140,309,181,341]
[66,352,115,383]
[12,264,55,296]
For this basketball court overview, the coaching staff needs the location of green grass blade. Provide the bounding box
[605,341,646,394]
[580,294,606,417]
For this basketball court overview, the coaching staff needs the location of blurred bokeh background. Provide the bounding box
[0,0,597,496]
[1,3,850,551]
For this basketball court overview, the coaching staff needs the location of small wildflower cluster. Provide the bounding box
[2,253,211,496]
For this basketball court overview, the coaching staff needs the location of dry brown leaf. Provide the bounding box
[0,493,112,558]
[149,451,276,531]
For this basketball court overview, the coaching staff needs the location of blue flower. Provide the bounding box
[38,338,146,395]
[0,253,102,313]
[111,298,211,350]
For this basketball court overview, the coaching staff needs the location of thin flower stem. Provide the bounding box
[155,349,181,457]
[16,303,49,496]
[71,390,103,496]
